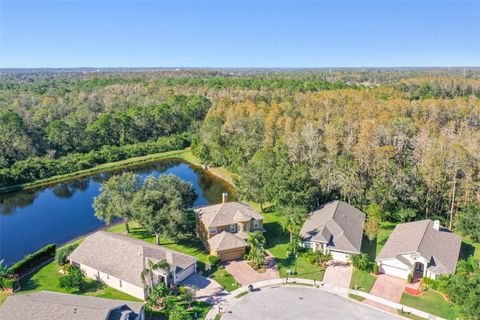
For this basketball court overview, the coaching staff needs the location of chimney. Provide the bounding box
[222,192,228,204]
[166,251,173,264]
[433,220,440,231]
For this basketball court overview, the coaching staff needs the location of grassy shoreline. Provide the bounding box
[0,148,235,194]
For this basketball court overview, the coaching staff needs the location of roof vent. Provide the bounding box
[433,220,440,231]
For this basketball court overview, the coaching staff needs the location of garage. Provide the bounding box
[217,247,246,261]
[177,262,197,282]
[329,250,350,262]
[379,263,410,279]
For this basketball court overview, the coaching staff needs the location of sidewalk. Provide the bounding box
[204,277,444,320]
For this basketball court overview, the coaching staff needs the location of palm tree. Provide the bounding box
[246,231,266,269]
[280,207,305,243]
[141,259,172,294]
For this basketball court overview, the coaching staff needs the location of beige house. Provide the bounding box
[300,201,365,262]
[68,231,197,300]
[0,291,144,320]
[376,220,461,280]
[195,195,264,261]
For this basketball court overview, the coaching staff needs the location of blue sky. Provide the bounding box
[1,1,479,68]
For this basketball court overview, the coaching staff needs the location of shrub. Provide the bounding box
[349,253,370,271]
[407,273,413,284]
[208,255,221,267]
[58,265,86,291]
[55,243,80,265]
[373,264,379,274]
[8,244,56,276]
[1,277,17,290]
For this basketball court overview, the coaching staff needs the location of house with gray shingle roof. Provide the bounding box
[376,219,461,280]
[300,201,365,262]
[0,291,144,320]
[194,194,264,261]
[68,231,197,300]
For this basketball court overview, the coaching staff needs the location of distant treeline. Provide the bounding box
[0,133,190,187]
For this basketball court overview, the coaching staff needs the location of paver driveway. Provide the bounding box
[182,273,228,304]
[323,263,352,288]
[363,274,406,314]
[224,253,279,286]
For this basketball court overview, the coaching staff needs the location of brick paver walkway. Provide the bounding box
[224,253,279,286]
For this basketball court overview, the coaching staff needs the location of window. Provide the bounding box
[230,224,236,232]
[253,220,260,229]
[209,227,217,234]
[106,274,110,280]
[243,224,247,231]
[119,280,122,288]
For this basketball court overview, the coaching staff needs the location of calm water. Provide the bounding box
[0,159,233,266]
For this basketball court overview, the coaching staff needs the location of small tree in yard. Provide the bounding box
[93,172,141,233]
[349,253,370,271]
[246,231,266,270]
[141,259,171,294]
[133,175,196,245]
[168,304,191,320]
[364,204,381,243]
[59,265,86,291]
[146,284,172,311]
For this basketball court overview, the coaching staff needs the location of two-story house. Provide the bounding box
[195,194,264,261]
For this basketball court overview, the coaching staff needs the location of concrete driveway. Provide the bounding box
[222,285,399,320]
[363,274,406,314]
[323,263,353,288]
[182,273,228,304]
[224,253,279,286]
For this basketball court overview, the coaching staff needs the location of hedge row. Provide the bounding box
[0,133,191,187]
[8,244,56,276]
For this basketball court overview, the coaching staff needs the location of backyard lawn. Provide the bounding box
[263,211,325,281]
[107,222,211,263]
[17,261,141,302]
[400,291,459,320]
[349,268,376,292]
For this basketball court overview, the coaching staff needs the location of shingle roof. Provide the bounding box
[300,201,365,253]
[208,231,249,252]
[376,220,461,275]
[195,202,263,228]
[0,291,143,320]
[68,231,197,287]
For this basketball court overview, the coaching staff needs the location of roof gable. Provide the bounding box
[376,220,461,275]
[300,201,365,253]
[195,202,263,228]
[68,231,197,287]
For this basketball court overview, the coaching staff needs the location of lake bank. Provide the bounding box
[0,158,234,265]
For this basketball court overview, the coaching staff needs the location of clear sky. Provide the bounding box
[1,0,479,68]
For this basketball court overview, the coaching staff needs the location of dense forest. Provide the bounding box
[1,68,480,318]
[1,69,479,229]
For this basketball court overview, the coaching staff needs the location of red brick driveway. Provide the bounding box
[224,252,279,286]
[363,274,406,314]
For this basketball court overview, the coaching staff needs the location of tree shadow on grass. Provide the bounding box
[460,241,475,260]
[361,235,377,261]
[18,277,41,292]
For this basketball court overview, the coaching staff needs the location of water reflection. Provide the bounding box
[0,159,234,265]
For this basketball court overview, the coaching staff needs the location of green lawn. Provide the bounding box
[207,268,241,292]
[400,291,459,320]
[350,268,376,292]
[107,222,211,264]
[263,211,325,281]
[17,261,141,302]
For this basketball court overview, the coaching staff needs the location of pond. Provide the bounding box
[0,159,234,266]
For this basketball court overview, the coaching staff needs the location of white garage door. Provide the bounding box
[379,264,410,279]
[330,250,349,262]
[177,263,196,282]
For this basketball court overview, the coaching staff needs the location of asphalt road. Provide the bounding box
[221,285,400,320]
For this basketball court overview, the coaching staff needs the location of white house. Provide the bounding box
[68,231,197,300]
[376,219,461,280]
[300,201,365,262]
